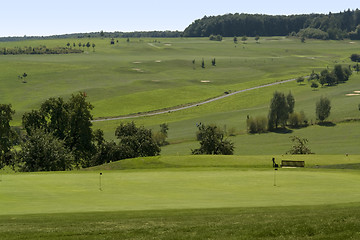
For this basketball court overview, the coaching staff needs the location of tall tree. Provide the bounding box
[287,92,295,114]
[316,96,331,122]
[67,92,95,167]
[268,91,290,130]
[0,104,16,169]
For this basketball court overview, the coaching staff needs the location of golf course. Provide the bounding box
[1,36,360,239]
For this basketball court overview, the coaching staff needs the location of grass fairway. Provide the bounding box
[1,155,360,239]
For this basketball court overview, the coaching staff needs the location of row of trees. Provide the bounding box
[0,93,167,172]
[184,10,360,40]
[307,64,353,87]
[247,91,332,134]
[0,46,82,55]
[66,42,95,52]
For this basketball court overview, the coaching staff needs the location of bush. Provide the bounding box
[350,54,360,62]
[288,111,308,128]
[247,116,268,133]
[297,28,329,40]
[209,35,222,41]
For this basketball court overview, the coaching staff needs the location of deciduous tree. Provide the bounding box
[0,104,16,169]
[316,96,331,122]
[192,124,234,155]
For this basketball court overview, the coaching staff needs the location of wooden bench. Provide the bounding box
[281,160,305,168]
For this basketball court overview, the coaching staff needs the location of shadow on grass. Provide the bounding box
[318,121,336,127]
[271,128,293,134]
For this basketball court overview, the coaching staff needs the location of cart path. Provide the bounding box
[92,78,297,122]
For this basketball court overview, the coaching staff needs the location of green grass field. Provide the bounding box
[1,37,360,155]
[2,37,360,239]
[1,155,360,239]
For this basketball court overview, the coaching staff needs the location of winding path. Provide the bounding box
[92,78,297,122]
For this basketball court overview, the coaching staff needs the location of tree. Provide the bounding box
[233,36,238,44]
[286,136,313,154]
[296,76,305,85]
[19,129,73,172]
[316,96,331,122]
[192,124,234,155]
[268,91,290,130]
[255,35,260,43]
[201,58,205,68]
[212,58,216,66]
[22,93,95,168]
[153,123,169,146]
[286,92,295,114]
[241,36,248,43]
[115,122,160,159]
[311,81,319,90]
[333,64,346,83]
[86,42,91,50]
[40,97,69,140]
[0,104,16,169]
[91,129,122,166]
[92,43,96,52]
[22,110,46,135]
[67,92,95,167]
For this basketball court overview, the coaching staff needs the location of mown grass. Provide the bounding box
[1,155,360,216]
[1,203,360,240]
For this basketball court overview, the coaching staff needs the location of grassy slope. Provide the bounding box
[2,37,360,155]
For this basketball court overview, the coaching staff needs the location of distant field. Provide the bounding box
[1,37,360,155]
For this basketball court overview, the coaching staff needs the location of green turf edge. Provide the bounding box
[1,203,360,240]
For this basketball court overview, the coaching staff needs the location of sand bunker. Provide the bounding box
[155,60,162,63]
[132,68,144,73]
[346,94,360,96]
[164,43,172,46]
[354,91,360,93]
[349,42,356,44]
[201,80,211,83]
[133,61,142,64]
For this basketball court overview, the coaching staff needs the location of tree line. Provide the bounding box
[0,46,83,55]
[0,31,183,42]
[183,9,360,40]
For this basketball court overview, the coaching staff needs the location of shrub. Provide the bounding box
[288,111,308,128]
[247,116,268,133]
[209,35,222,41]
[297,28,329,40]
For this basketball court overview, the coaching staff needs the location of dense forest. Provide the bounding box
[0,31,182,42]
[183,9,360,40]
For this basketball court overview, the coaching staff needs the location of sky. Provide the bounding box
[1,0,359,37]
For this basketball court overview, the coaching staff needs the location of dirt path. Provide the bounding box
[92,78,297,122]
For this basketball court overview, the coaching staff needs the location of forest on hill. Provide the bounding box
[183,9,360,40]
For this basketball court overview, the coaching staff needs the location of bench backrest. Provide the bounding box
[281,160,305,167]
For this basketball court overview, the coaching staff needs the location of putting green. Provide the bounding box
[1,169,360,215]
